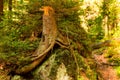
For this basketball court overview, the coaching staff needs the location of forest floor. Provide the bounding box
[93,53,119,80]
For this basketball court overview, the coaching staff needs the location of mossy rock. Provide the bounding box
[32,48,77,80]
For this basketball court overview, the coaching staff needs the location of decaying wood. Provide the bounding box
[31,6,57,60]
[15,6,69,74]
[92,40,112,49]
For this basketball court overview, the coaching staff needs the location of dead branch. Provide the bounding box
[92,38,120,50]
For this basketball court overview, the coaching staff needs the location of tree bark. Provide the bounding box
[0,0,3,21]
[9,0,12,11]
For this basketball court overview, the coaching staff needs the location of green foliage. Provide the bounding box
[88,16,104,41]
[112,27,120,37]
[100,0,120,38]
[103,46,120,66]
[115,66,120,77]
[0,3,41,61]
[0,17,39,51]
[77,76,84,80]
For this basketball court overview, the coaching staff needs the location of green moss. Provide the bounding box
[49,48,77,80]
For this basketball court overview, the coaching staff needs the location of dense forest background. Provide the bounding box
[0,0,120,80]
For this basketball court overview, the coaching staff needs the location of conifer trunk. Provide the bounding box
[0,0,3,21]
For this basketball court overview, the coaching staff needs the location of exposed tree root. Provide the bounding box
[15,52,47,74]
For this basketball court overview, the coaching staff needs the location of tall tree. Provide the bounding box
[101,0,119,38]
[0,0,3,21]
[9,0,12,11]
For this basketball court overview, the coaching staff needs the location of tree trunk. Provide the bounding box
[0,0,3,21]
[103,16,109,38]
[9,0,12,11]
